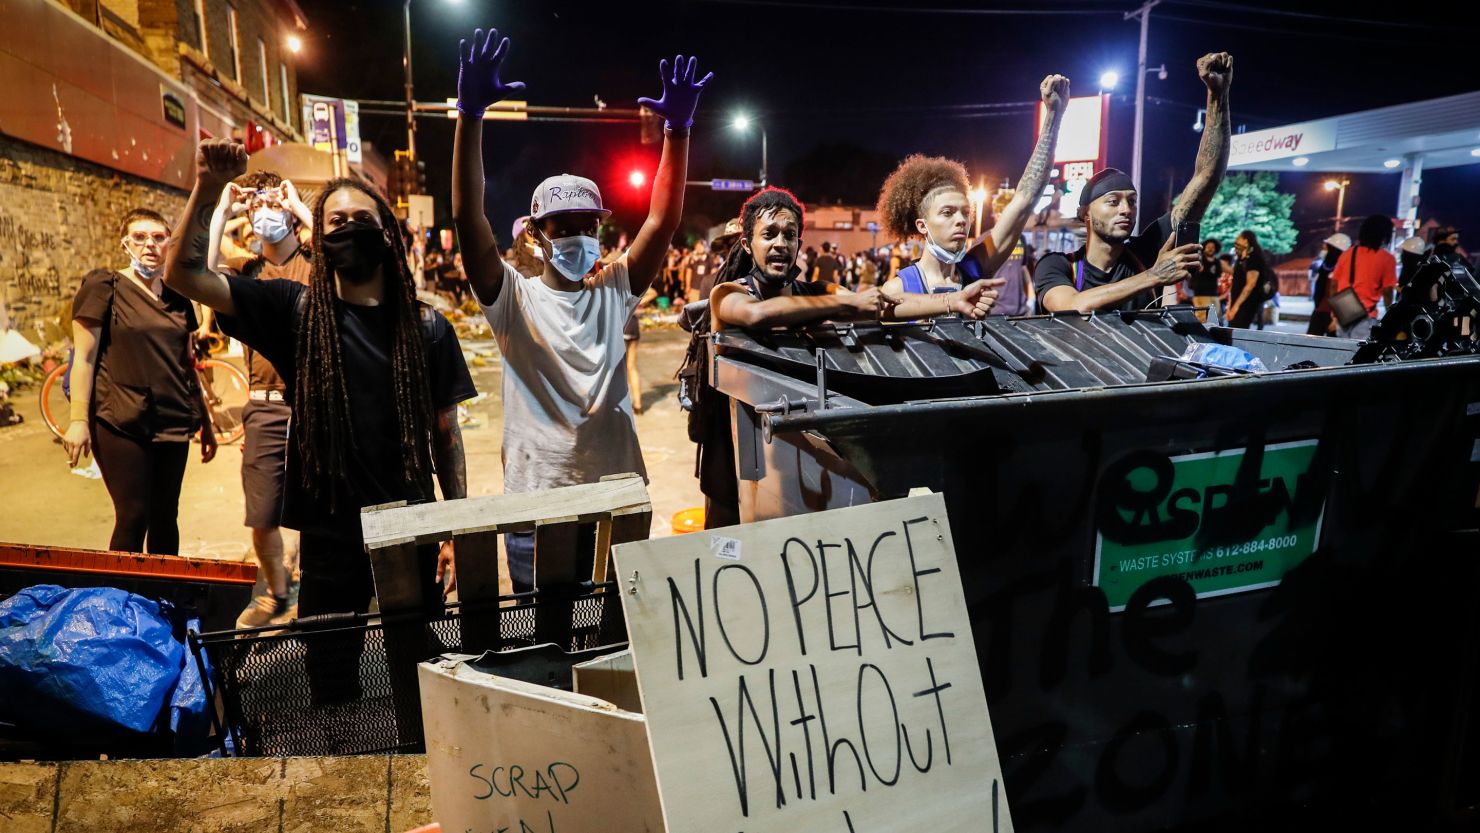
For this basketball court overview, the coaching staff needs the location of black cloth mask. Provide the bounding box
[321,221,388,284]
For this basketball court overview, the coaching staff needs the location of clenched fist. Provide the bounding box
[1197,52,1233,97]
[195,139,248,187]
[1040,74,1071,114]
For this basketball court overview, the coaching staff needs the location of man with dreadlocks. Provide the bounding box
[695,187,996,527]
[452,28,709,589]
[877,75,1070,309]
[164,140,476,698]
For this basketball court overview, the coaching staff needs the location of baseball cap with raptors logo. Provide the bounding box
[529,174,612,221]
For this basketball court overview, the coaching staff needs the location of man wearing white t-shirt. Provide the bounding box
[452,27,711,589]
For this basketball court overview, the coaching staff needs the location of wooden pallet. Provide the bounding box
[358,473,651,654]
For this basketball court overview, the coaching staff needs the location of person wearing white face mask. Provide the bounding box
[202,170,314,626]
[452,27,710,590]
[63,207,218,554]
[877,75,1070,309]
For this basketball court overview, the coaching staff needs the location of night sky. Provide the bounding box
[292,0,1480,256]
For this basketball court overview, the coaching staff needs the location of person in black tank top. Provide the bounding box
[877,75,1071,305]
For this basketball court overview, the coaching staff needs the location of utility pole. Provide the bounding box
[1126,0,1160,200]
[403,0,417,159]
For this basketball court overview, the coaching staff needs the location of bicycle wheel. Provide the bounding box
[39,363,70,440]
[198,359,249,445]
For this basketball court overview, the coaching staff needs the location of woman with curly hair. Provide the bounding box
[876,75,1070,315]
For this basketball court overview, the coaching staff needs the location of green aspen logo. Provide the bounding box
[1093,440,1326,611]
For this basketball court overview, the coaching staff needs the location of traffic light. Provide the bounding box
[391,150,417,210]
[387,152,403,205]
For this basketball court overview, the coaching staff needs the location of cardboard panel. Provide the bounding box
[419,659,663,833]
[614,493,1013,832]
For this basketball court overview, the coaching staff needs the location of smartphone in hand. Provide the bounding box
[1176,220,1201,250]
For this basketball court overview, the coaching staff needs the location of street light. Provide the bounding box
[731,113,768,187]
[969,184,988,239]
[403,0,463,160]
[1324,177,1350,235]
[285,34,303,55]
[1099,71,1120,90]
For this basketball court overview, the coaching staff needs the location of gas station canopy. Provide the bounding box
[1228,90,1480,234]
[1228,90,1480,173]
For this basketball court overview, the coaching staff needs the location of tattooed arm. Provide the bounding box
[164,139,247,315]
[977,75,1070,277]
[432,403,466,596]
[432,405,467,501]
[1172,53,1233,226]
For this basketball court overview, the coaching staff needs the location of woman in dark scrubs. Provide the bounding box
[62,208,217,554]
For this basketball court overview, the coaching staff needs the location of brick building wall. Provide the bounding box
[180,0,300,133]
[0,135,186,339]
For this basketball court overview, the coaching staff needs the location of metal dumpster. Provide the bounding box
[708,304,1480,832]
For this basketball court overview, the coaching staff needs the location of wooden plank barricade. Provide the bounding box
[359,473,651,750]
[416,491,1015,833]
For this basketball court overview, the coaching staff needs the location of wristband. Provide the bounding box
[663,123,691,138]
[455,101,487,117]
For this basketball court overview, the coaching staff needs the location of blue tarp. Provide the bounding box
[0,585,201,739]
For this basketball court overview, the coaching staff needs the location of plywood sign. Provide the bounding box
[614,493,1012,832]
[419,659,664,833]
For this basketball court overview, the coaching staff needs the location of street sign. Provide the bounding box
[711,178,756,192]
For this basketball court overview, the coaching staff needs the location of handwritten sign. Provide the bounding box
[615,493,1012,832]
[418,660,663,833]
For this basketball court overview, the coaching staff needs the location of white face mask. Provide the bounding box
[924,226,968,265]
[545,234,600,280]
[130,258,159,280]
[124,241,161,280]
[251,208,293,245]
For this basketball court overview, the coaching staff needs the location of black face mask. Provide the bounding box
[321,221,388,284]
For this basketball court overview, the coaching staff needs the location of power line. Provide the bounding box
[695,0,1119,15]
[1154,13,1433,43]
[1166,0,1462,32]
[762,100,1037,116]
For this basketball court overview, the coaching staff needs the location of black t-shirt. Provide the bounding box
[238,248,312,391]
[814,253,839,283]
[217,276,477,540]
[1190,254,1221,296]
[1033,214,1173,313]
[73,270,200,441]
[1233,250,1270,306]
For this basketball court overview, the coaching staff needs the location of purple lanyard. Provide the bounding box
[1075,259,1086,291]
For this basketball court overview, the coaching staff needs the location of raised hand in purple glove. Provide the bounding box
[636,54,713,132]
[457,28,526,116]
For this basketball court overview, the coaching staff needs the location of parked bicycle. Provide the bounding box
[40,333,249,445]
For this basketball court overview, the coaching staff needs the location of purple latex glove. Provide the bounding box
[457,28,526,115]
[636,54,713,132]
